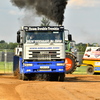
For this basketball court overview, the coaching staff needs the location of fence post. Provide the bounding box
[4,49,7,73]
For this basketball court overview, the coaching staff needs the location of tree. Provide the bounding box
[76,43,87,52]
[0,40,5,43]
[0,43,8,49]
[0,41,17,49]
[8,42,18,49]
[41,17,50,26]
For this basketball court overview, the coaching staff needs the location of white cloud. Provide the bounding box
[68,0,100,7]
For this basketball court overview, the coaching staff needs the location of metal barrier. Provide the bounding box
[0,49,14,73]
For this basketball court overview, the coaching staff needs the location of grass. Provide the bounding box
[0,62,13,73]
[0,49,14,52]
[73,66,88,75]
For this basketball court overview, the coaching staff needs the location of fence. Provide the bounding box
[0,49,84,74]
[0,49,14,73]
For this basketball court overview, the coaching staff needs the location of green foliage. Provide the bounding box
[8,42,18,49]
[76,42,99,52]
[0,40,5,43]
[0,40,17,49]
[76,43,87,52]
[0,43,8,49]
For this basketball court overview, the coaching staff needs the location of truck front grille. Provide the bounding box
[28,50,60,60]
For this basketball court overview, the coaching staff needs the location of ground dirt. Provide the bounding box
[0,74,100,100]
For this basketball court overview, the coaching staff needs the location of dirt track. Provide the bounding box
[0,74,100,100]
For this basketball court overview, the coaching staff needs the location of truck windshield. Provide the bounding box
[25,31,64,43]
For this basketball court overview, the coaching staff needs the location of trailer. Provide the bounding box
[82,46,100,74]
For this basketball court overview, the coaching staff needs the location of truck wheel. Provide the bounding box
[49,74,59,81]
[87,66,94,75]
[22,73,28,80]
[58,73,65,81]
[49,73,65,81]
[65,53,77,74]
[42,74,50,81]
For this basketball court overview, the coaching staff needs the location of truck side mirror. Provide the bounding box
[68,34,72,41]
[17,31,20,43]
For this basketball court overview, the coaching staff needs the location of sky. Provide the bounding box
[0,0,100,44]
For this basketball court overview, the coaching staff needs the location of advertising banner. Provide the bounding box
[83,47,100,60]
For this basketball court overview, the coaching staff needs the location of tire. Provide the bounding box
[58,73,65,81]
[49,73,65,81]
[87,66,94,75]
[35,74,49,81]
[22,73,29,80]
[49,73,58,81]
[42,74,50,81]
[65,53,77,74]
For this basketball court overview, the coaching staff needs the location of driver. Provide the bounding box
[29,35,34,40]
[55,34,60,40]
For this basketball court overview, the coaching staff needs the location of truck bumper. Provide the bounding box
[13,56,65,74]
[21,61,65,74]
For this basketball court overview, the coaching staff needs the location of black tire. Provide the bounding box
[87,66,94,75]
[65,53,77,74]
[35,74,49,81]
[49,73,65,81]
[22,73,29,80]
[42,74,50,81]
[49,73,58,81]
[58,73,65,81]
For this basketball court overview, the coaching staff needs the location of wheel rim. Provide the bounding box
[65,58,73,71]
[88,68,93,73]
[87,67,94,74]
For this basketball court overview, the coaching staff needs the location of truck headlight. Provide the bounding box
[57,63,65,66]
[24,64,33,66]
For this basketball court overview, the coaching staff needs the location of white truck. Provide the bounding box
[13,26,66,81]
